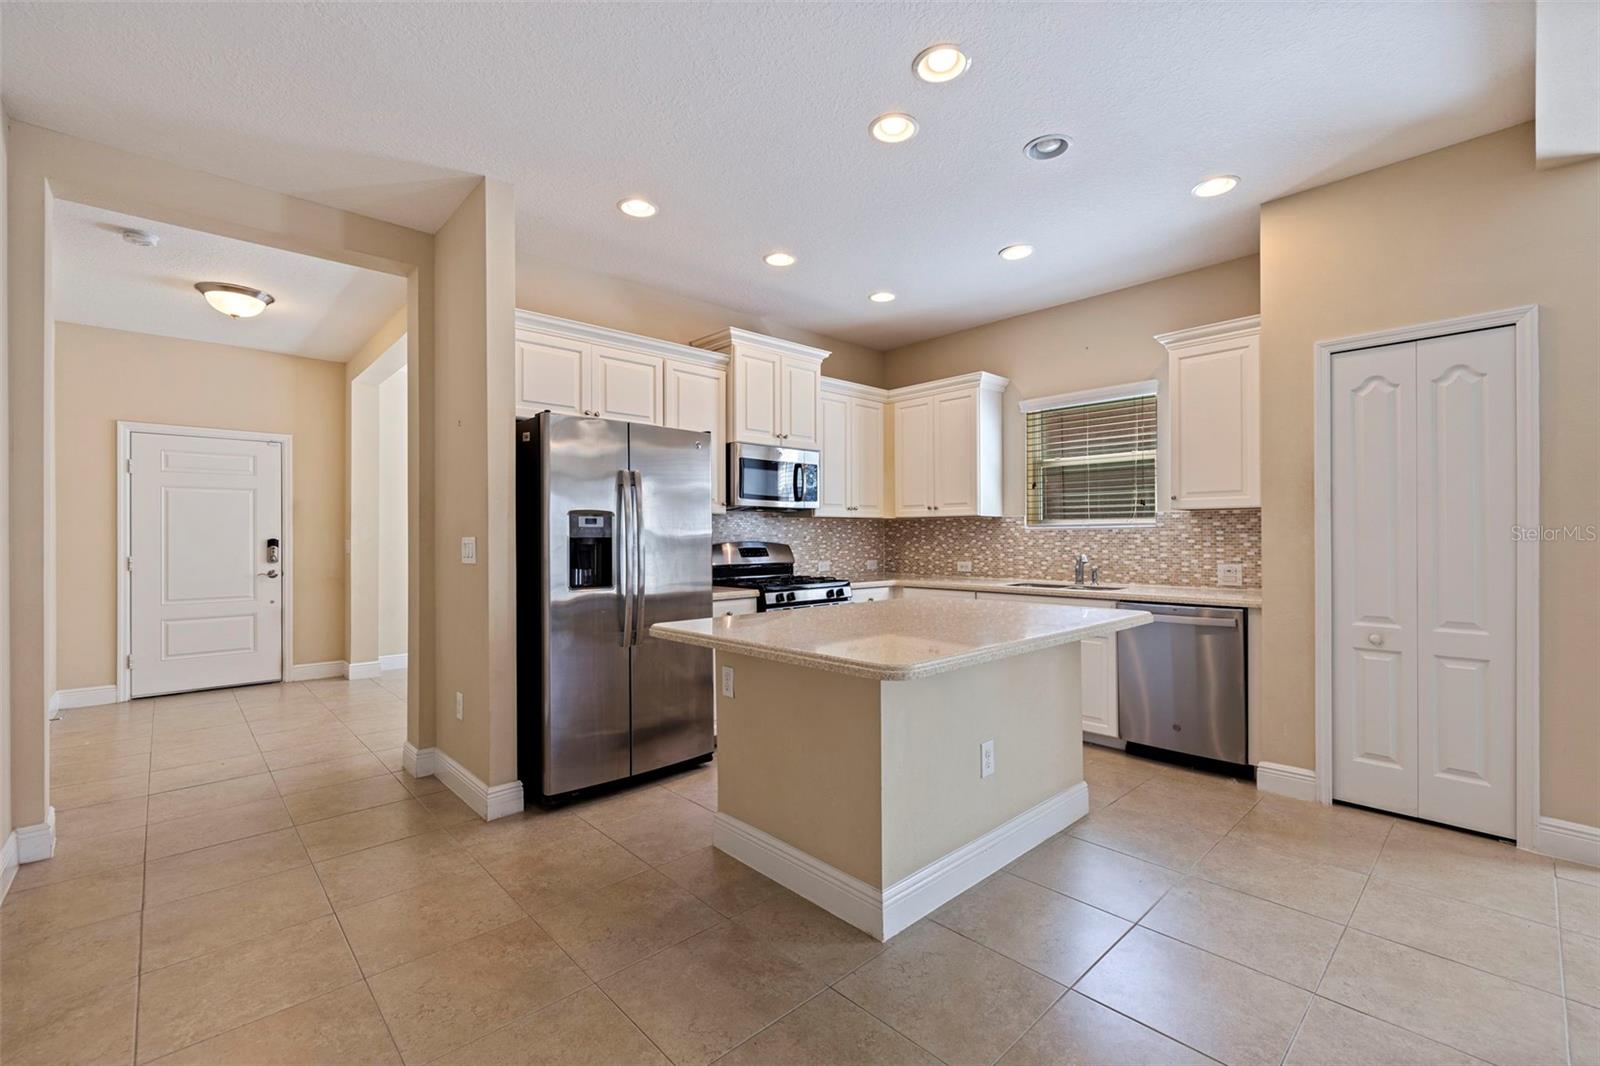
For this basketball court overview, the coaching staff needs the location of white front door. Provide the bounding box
[1330,326,1518,837]
[129,431,284,697]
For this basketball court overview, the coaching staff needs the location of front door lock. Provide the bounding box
[258,569,279,579]
[266,537,281,563]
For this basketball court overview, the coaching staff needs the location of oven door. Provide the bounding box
[728,442,819,509]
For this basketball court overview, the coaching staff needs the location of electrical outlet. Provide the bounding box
[1217,562,1243,587]
[720,666,735,699]
[460,537,477,565]
[865,559,879,571]
[955,560,973,573]
[816,559,832,574]
[980,740,995,778]
[454,692,464,721]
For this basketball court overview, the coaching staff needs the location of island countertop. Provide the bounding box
[650,598,1151,681]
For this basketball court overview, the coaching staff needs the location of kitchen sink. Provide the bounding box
[1006,581,1127,591]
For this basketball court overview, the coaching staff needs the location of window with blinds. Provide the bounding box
[1026,391,1158,524]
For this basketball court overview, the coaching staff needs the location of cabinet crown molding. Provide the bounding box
[887,371,1010,403]
[820,376,891,402]
[690,327,831,363]
[1154,314,1261,350]
[515,308,729,368]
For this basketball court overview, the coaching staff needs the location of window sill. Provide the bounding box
[1023,518,1158,530]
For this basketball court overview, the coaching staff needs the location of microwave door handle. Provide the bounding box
[617,472,632,646]
[631,471,646,646]
[793,462,803,503]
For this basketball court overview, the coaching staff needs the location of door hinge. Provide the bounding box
[125,556,133,573]
[126,457,133,473]
[125,654,133,670]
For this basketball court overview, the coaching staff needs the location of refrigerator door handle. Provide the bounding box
[630,470,646,646]
[617,471,633,647]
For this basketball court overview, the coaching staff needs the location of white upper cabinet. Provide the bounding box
[590,345,663,425]
[692,328,829,448]
[664,361,727,508]
[1157,315,1261,509]
[891,373,1007,517]
[517,335,586,416]
[817,378,887,518]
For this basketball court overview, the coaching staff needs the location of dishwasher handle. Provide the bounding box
[1144,614,1237,629]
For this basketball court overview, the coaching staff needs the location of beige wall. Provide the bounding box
[2,115,12,847]
[345,312,407,670]
[378,367,408,657]
[1259,123,1599,826]
[884,256,1261,515]
[7,121,435,833]
[432,179,519,787]
[517,255,886,387]
[53,323,348,686]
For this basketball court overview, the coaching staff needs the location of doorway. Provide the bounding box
[119,423,292,698]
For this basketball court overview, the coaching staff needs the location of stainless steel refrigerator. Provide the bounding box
[517,413,714,803]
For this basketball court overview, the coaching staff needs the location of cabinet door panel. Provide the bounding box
[849,398,885,517]
[591,346,663,424]
[817,391,850,515]
[733,349,783,445]
[665,362,726,507]
[932,390,978,514]
[1170,335,1260,508]
[781,356,821,446]
[518,336,586,416]
[894,398,934,514]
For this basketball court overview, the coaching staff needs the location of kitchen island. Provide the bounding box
[651,597,1150,939]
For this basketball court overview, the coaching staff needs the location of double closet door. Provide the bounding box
[1330,325,1517,838]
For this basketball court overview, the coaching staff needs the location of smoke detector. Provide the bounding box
[120,228,160,248]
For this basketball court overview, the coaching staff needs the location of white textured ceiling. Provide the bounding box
[3,2,1534,350]
[53,201,407,361]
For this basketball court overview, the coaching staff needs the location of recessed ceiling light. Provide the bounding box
[1190,175,1239,198]
[763,251,796,267]
[869,291,897,303]
[914,44,970,83]
[617,197,658,218]
[869,113,918,144]
[195,282,274,319]
[998,244,1034,261]
[1024,134,1071,161]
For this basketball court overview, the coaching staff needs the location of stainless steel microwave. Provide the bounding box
[728,442,820,509]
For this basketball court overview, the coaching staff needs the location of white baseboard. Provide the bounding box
[53,685,120,714]
[430,748,523,821]
[1,832,18,905]
[1534,816,1600,867]
[287,661,348,682]
[16,808,57,864]
[1256,762,1319,803]
[714,783,1088,941]
[346,660,381,680]
[402,742,437,778]
[379,653,409,671]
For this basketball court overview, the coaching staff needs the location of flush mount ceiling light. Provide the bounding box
[616,197,658,218]
[1191,174,1240,198]
[869,112,918,144]
[869,291,897,303]
[763,251,797,267]
[120,228,159,248]
[1023,134,1071,161]
[195,282,274,319]
[914,44,970,83]
[998,244,1034,261]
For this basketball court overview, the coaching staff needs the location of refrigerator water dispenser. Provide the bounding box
[566,511,613,589]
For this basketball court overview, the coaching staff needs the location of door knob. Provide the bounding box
[1367,632,1384,646]
[259,569,280,579]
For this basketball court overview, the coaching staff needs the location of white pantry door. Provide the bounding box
[129,431,284,697]
[1331,326,1517,837]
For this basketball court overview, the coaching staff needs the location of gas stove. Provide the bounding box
[712,541,852,611]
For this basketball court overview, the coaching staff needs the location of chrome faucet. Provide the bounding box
[1074,553,1090,585]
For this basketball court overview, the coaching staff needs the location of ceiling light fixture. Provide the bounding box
[1190,175,1240,198]
[998,244,1034,261]
[195,282,274,319]
[763,251,796,267]
[617,197,658,218]
[914,44,970,83]
[120,228,159,248]
[869,113,918,144]
[869,291,897,303]
[1023,134,1071,161]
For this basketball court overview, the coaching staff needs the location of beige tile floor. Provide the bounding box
[3,675,1595,1065]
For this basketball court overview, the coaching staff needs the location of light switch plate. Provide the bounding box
[461,537,477,564]
[956,561,973,573]
[865,559,879,571]
[980,740,995,778]
[454,692,464,721]
[720,666,735,699]
[1217,562,1243,587]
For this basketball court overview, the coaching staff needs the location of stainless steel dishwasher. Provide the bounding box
[1116,601,1247,764]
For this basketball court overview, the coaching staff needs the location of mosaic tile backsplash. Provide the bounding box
[712,509,1261,587]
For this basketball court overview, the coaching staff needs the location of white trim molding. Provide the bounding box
[1255,763,1319,803]
[517,309,730,370]
[1534,817,1600,867]
[346,660,382,680]
[287,661,348,682]
[1,833,19,906]
[16,808,58,864]
[1313,305,1540,849]
[54,685,120,712]
[1154,313,1262,349]
[1019,378,1158,414]
[117,421,295,702]
[427,747,523,821]
[714,783,1088,941]
[402,742,436,778]
[887,370,1008,404]
[691,326,830,364]
[378,652,409,671]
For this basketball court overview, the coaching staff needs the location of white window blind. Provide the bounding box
[1026,391,1157,524]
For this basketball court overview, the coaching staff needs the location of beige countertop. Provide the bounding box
[651,598,1151,681]
[713,574,1261,609]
